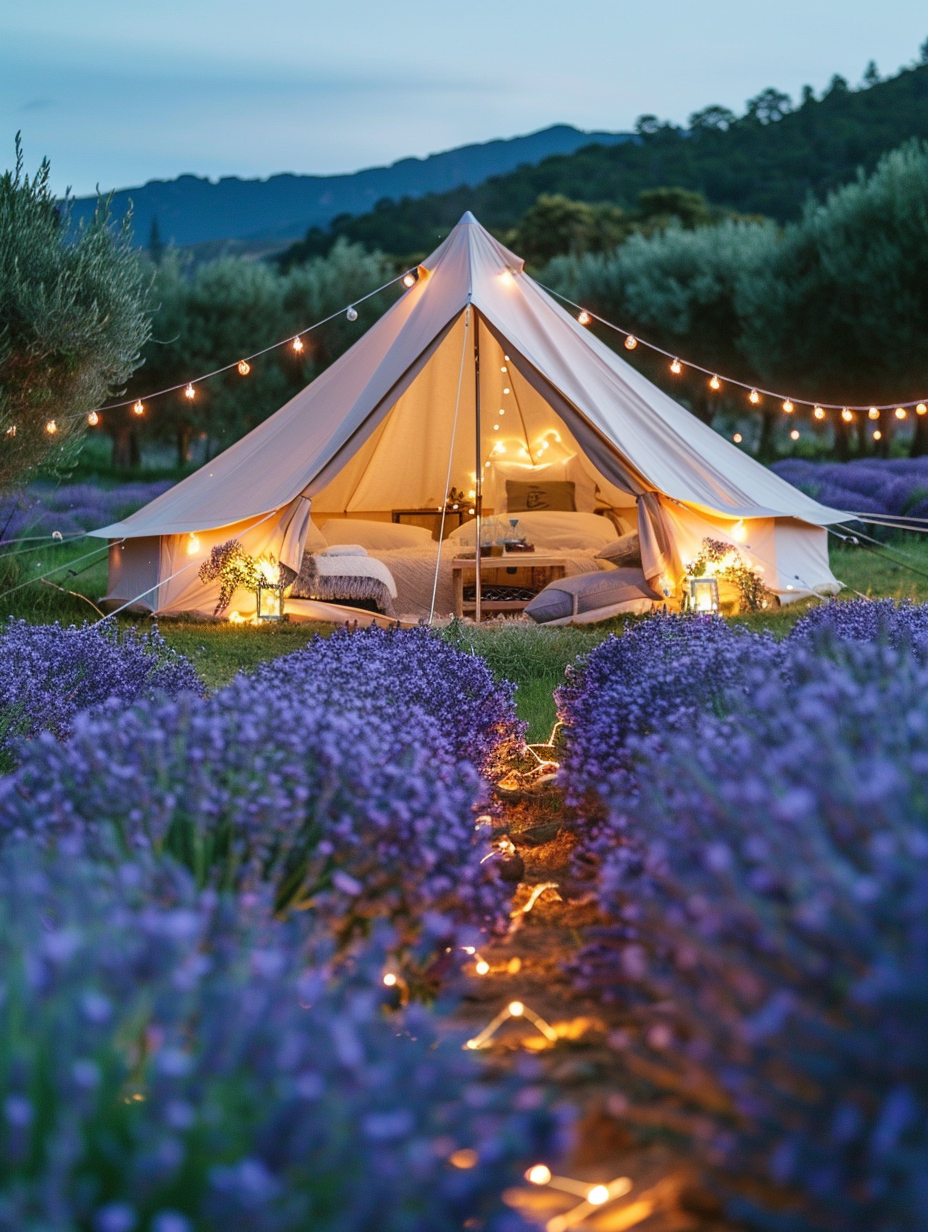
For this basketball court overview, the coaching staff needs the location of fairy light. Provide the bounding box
[525,1168,637,1232]
[783,400,794,413]
[587,1186,610,1206]
[748,390,760,405]
[186,532,200,555]
[709,375,721,391]
[382,973,398,987]
[895,407,907,419]
[814,406,825,420]
[790,429,800,440]
[87,410,99,426]
[873,429,882,441]
[184,384,195,400]
[475,960,490,975]
[403,272,417,288]
[527,1166,552,1186]
[918,404,928,416]
[291,337,304,353]
[45,419,57,435]
[624,335,638,350]
[133,399,144,416]
[346,305,358,322]
[841,408,853,422]
[464,1000,558,1050]
[237,360,251,376]
[449,1149,479,1170]
[670,358,682,374]
[577,311,591,326]
[733,433,742,443]
[869,407,880,420]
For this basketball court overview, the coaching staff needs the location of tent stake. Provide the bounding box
[474,308,482,623]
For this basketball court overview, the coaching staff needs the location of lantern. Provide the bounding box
[684,576,720,614]
[255,559,286,621]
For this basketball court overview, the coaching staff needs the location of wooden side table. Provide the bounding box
[392,508,472,540]
[451,553,568,619]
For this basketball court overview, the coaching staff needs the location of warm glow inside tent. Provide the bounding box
[92,212,844,620]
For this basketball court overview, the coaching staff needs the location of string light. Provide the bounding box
[464,1000,558,1050]
[709,375,721,391]
[783,400,794,413]
[186,532,200,556]
[527,1166,552,1186]
[45,420,57,435]
[133,399,145,416]
[500,365,507,373]
[403,272,417,288]
[503,387,510,395]
[873,429,882,441]
[5,426,15,437]
[524,1168,637,1232]
[87,410,99,426]
[382,973,398,987]
[814,406,826,420]
[184,384,195,400]
[733,433,743,443]
[869,407,880,420]
[790,429,800,440]
[475,959,490,975]
[896,407,907,419]
[237,360,251,376]
[577,311,591,326]
[346,305,358,322]
[748,390,760,405]
[624,335,638,350]
[918,404,928,416]
[841,408,853,422]
[291,337,304,353]
[670,358,682,374]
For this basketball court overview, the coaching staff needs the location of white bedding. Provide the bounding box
[312,551,397,598]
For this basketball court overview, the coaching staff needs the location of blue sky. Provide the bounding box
[3,0,927,196]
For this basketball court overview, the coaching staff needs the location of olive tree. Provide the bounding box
[0,137,152,488]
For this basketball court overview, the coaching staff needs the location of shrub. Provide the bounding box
[554,615,779,803]
[251,626,525,776]
[0,678,509,948]
[0,618,202,759]
[788,597,928,660]
[577,640,928,1231]
[0,843,556,1231]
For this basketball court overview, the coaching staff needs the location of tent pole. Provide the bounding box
[473,307,482,623]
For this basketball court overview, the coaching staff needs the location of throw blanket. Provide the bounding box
[290,550,398,617]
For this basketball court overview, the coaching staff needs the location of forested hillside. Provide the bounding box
[292,57,928,258]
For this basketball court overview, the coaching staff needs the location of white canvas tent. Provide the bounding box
[92,212,844,617]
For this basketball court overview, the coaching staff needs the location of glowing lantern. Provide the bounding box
[684,576,720,614]
[255,557,285,621]
[895,407,907,419]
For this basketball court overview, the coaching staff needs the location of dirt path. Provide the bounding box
[451,781,737,1232]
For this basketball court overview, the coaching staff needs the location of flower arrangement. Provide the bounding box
[198,539,282,616]
[685,537,772,612]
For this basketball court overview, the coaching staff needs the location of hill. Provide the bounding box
[65,125,632,249]
[301,60,928,256]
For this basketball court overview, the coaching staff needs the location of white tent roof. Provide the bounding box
[93,212,845,540]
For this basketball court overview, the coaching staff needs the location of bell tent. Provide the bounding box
[92,212,843,619]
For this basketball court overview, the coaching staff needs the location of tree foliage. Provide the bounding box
[0,137,152,489]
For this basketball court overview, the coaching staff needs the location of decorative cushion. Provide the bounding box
[525,567,661,624]
[596,531,641,568]
[506,479,576,513]
[447,510,619,552]
[488,456,598,512]
[319,518,433,551]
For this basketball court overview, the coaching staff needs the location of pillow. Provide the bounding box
[596,531,641,568]
[320,518,433,551]
[320,544,368,557]
[447,510,619,552]
[488,456,598,512]
[506,479,576,513]
[525,567,661,625]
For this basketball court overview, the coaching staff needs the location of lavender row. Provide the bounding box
[771,457,928,520]
[0,842,557,1232]
[0,481,174,541]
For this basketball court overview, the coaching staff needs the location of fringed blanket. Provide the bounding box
[289,550,397,617]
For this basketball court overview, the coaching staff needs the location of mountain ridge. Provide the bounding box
[66,124,632,249]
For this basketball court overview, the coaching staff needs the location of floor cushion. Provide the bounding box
[525,566,661,625]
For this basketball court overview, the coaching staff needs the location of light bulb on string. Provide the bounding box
[500,366,507,373]
[895,407,907,419]
[918,404,928,416]
[841,408,853,423]
[782,400,794,413]
[503,387,510,395]
[733,433,743,443]
[873,429,882,441]
[790,429,800,441]
[133,399,145,416]
[749,390,760,405]
[709,375,721,391]
[624,335,638,350]
[45,419,58,435]
[184,384,195,401]
[346,305,358,322]
[403,272,417,288]
[813,406,825,420]
[577,311,591,326]
[499,407,505,415]
[291,336,304,353]
[670,358,682,375]
[237,360,251,376]
[87,410,99,426]
[869,407,880,420]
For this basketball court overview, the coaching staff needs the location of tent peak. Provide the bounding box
[457,210,479,225]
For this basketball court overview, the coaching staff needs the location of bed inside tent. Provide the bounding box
[93,213,845,625]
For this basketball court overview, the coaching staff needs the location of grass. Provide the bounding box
[4,532,928,740]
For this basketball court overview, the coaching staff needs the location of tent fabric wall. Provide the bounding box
[91,212,846,617]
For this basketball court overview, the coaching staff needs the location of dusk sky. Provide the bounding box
[3,1,927,197]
